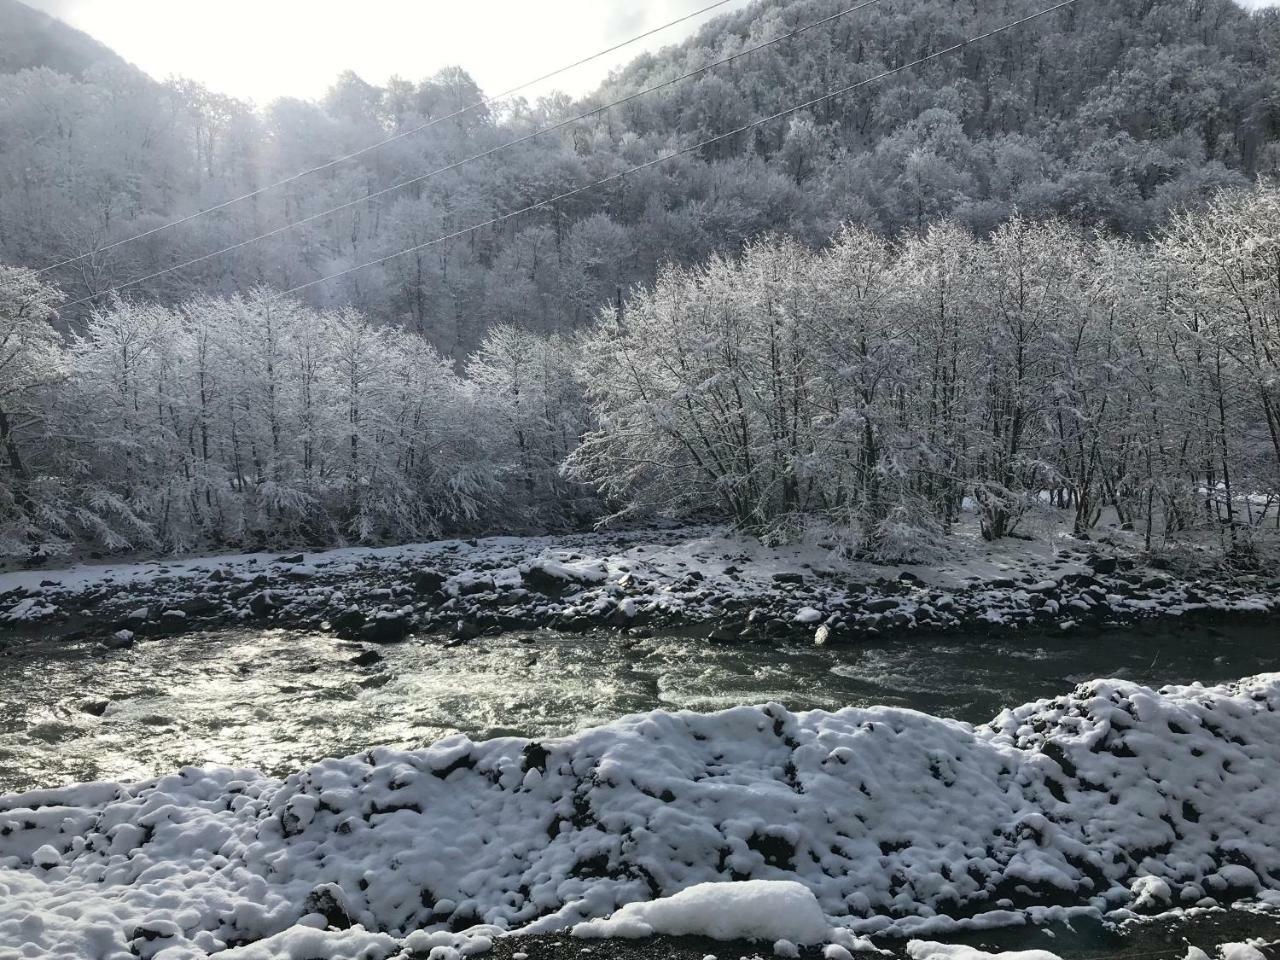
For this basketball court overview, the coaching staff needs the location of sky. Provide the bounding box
[22,0,1279,106]
[23,0,756,104]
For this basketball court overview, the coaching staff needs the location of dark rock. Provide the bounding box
[276,554,306,565]
[453,619,482,642]
[349,649,383,668]
[1062,573,1102,589]
[248,591,277,618]
[864,598,899,613]
[413,570,446,595]
[1087,555,1119,574]
[179,596,219,617]
[79,699,110,716]
[521,564,587,596]
[772,572,805,585]
[332,609,366,635]
[361,613,411,644]
[522,741,550,774]
[303,885,353,930]
[103,630,135,650]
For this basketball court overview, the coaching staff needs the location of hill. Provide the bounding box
[0,0,1276,354]
[0,0,126,76]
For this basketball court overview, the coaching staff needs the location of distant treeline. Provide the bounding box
[2,188,1277,560]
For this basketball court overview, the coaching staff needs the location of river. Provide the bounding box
[2,616,1276,795]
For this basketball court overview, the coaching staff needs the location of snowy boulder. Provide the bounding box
[104,629,134,650]
[1217,944,1268,960]
[5,676,1280,956]
[248,591,277,618]
[30,844,61,870]
[572,881,831,944]
[1130,875,1172,911]
[521,558,608,596]
[302,883,355,930]
[908,942,1064,960]
[451,573,497,597]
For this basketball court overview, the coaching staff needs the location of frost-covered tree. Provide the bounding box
[0,265,64,555]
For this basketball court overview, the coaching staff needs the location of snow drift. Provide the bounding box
[3,675,1280,958]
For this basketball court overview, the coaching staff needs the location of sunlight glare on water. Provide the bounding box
[0,620,1276,794]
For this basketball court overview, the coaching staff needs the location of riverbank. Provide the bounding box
[1,520,1277,648]
[3,675,1280,959]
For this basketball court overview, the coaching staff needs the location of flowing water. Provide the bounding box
[1,618,1277,794]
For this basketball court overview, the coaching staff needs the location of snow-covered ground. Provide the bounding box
[1,521,1276,644]
[3,674,1280,959]
[908,940,1273,960]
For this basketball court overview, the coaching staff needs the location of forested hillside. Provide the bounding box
[0,0,1276,357]
[2,0,1279,560]
[0,0,126,77]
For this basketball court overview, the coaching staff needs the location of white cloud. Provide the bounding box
[23,0,754,103]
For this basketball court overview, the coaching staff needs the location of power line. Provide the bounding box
[23,0,738,280]
[57,0,887,310]
[279,0,1084,299]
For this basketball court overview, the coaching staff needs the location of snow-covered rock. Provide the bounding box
[908,942,1065,960]
[2,675,1280,957]
[4,523,1276,644]
[572,880,830,944]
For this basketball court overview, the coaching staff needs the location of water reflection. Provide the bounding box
[1,618,1276,794]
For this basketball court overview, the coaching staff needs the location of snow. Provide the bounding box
[3,522,1275,647]
[3,674,1280,957]
[1218,943,1268,960]
[573,880,831,944]
[912,942,1279,960]
[908,943,1065,960]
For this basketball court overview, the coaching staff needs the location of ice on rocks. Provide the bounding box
[3,676,1280,957]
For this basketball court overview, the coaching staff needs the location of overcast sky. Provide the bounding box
[24,0,755,104]
[23,0,1279,105]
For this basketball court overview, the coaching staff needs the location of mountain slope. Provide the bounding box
[0,0,1276,353]
[0,0,126,76]
[595,0,1280,230]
